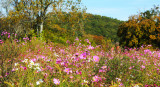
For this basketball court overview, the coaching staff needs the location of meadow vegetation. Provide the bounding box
[0,31,159,87]
[0,0,160,87]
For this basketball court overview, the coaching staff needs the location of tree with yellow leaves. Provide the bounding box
[0,0,86,39]
[117,6,160,48]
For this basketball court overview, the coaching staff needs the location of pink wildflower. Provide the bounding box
[66,40,70,43]
[141,65,145,69]
[116,78,121,82]
[129,66,132,69]
[64,68,72,74]
[56,58,62,64]
[75,53,79,56]
[88,45,94,50]
[75,37,79,41]
[31,58,36,62]
[0,40,3,44]
[101,66,107,69]
[70,76,73,79]
[8,35,10,38]
[92,75,99,82]
[93,56,100,62]
[158,53,160,58]
[76,70,82,75]
[80,52,87,59]
[99,69,103,72]
[53,78,60,85]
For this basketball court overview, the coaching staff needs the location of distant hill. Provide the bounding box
[43,12,124,44]
[84,14,124,42]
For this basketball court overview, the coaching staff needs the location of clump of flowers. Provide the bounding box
[0,31,160,86]
[53,78,60,85]
[64,68,72,74]
[92,75,101,82]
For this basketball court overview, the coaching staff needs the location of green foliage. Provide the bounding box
[43,13,123,45]
[0,40,22,86]
[84,14,123,42]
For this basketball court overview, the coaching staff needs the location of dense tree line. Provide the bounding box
[117,6,160,48]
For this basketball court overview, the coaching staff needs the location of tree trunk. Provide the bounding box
[40,21,43,40]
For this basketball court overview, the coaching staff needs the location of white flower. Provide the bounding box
[28,60,35,68]
[29,60,35,66]
[54,53,59,57]
[28,65,32,68]
[22,59,28,63]
[36,81,40,85]
[34,63,40,67]
[83,80,88,83]
[34,67,41,72]
[14,63,19,66]
[116,78,121,82]
[130,75,134,78]
[36,79,43,85]
[134,85,139,87]
[39,79,43,82]
[88,58,91,62]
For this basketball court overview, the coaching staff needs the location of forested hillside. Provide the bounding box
[84,14,123,42]
[43,13,123,44]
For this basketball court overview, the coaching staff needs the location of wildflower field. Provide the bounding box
[0,31,160,87]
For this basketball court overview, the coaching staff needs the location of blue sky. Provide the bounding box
[0,0,159,21]
[81,0,160,21]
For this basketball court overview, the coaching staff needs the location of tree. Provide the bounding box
[0,0,85,39]
[0,0,12,15]
[117,6,160,48]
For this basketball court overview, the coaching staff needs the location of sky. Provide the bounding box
[0,0,159,21]
[81,0,160,21]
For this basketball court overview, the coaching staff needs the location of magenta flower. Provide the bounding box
[23,67,27,70]
[93,56,100,62]
[80,52,87,59]
[66,40,70,43]
[76,70,82,75]
[99,69,103,72]
[75,53,79,56]
[0,40,3,44]
[31,58,36,62]
[92,75,100,82]
[8,35,10,38]
[158,53,160,58]
[53,78,60,85]
[56,58,62,64]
